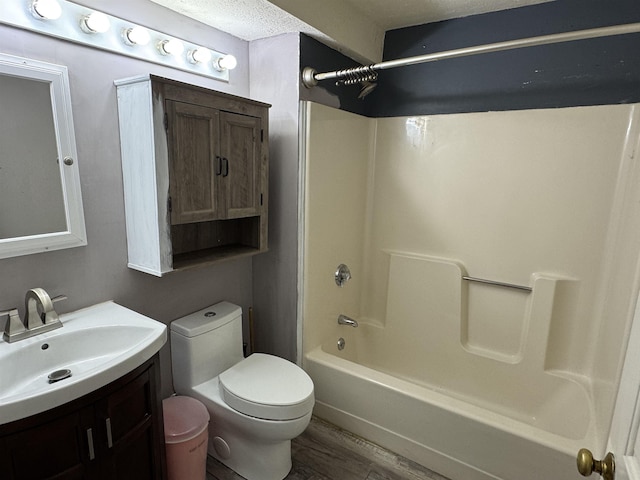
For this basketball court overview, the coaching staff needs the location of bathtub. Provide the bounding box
[298,102,626,480]
[304,328,596,480]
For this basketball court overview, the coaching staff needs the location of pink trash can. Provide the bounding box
[163,396,210,480]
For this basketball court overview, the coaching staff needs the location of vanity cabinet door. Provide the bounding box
[167,100,222,225]
[0,407,96,480]
[220,111,263,219]
[98,368,164,480]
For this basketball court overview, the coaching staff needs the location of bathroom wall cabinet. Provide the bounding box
[0,355,166,480]
[116,75,270,276]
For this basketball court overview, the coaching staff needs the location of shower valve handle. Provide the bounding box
[335,264,351,287]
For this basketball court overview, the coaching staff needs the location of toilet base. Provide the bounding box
[189,378,312,480]
[208,432,292,480]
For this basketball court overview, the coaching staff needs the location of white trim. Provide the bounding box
[296,101,310,365]
[609,105,640,480]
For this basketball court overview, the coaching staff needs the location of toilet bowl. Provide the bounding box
[170,302,314,480]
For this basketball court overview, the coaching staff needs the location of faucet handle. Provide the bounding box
[52,294,68,304]
[2,308,26,341]
[47,295,67,325]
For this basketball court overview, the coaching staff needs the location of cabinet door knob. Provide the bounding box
[215,155,222,176]
[222,157,229,177]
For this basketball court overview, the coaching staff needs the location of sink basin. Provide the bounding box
[0,301,166,425]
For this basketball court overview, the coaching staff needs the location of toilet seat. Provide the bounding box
[218,353,314,421]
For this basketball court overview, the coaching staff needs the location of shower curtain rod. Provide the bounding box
[301,22,640,88]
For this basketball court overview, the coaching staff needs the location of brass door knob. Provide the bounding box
[577,448,615,480]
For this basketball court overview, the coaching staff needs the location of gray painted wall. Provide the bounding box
[0,0,257,398]
[249,34,301,362]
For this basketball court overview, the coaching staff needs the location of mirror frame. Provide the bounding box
[0,53,86,259]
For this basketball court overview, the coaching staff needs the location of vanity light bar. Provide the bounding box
[1,0,236,82]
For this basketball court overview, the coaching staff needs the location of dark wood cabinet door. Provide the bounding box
[167,100,221,225]
[0,407,95,480]
[220,111,262,219]
[97,369,163,480]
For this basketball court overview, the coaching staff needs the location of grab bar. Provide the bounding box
[462,276,532,293]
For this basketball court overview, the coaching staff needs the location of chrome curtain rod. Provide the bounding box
[301,22,640,88]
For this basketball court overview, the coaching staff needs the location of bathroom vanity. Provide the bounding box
[115,75,270,276]
[0,299,168,480]
[0,355,165,480]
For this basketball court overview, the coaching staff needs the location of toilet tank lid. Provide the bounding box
[171,301,241,337]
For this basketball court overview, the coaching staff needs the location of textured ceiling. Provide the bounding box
[149,0,323,42]
[304,0,555,31]
[150,0,555,60]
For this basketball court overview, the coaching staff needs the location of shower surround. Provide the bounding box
[299,101,640,480]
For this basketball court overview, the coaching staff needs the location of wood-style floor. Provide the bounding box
[206,416,450,480]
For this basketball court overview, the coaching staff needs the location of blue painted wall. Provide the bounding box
[300,0,640,117]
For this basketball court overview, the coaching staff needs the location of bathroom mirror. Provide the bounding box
[0,53,86,259]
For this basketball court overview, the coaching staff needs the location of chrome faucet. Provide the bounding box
[338,314,358,327]
[2,288,66,343]
[25,288,59,328]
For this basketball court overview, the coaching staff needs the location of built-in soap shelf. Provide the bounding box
[384,251,578,365]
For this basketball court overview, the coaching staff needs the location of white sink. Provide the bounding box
[0,301,166,425]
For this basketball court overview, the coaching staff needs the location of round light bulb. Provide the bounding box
[31,0,62,20]
[188,47,212,64]
[216,54,237,71]
[124,26,150,46]
[82,11,110,33]
[159,38,184,56]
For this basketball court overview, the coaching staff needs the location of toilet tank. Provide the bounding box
[171,301,245,393]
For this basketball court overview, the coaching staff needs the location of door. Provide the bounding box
[219,111,262,219]
[167,100,222,225]
[608,293,640,480]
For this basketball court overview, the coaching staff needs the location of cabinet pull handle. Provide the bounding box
[215,155,222,176]
[106,417,113,448]
[222,157,229,177]
[87,428,95,460]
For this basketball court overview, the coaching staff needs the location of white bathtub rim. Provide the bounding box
[304,346,597,457]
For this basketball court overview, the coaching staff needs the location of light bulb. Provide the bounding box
[188,47,212,64]
[159,38,184,56]
[124,26,150,46]
[215,54,237,71]
[81,11,110,33]
[31,0,62,20]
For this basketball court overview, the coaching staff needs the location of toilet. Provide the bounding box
[170,301,314,480]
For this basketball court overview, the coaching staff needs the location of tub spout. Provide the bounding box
[338,314,358,327]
